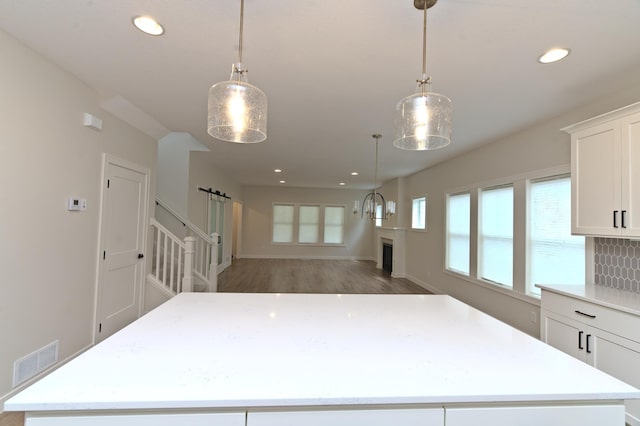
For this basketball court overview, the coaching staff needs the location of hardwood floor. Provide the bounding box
[0,412,23,426]
[218,259,430,294]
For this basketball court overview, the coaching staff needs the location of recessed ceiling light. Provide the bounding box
[274,169,282,173]
[351,172,359,176]
[132,16,164,36]
[279,180,286,184]
[538,48,570,64]
[339,182,345,186]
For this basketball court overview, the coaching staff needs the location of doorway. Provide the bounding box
[208,193,227,273]
[95,155,149,342]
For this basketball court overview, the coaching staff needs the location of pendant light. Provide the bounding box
[393,0,451,151]
[359,135,396,221]
[208,0,267,143]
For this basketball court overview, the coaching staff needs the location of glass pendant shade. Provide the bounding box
[394,89,452,150]
[208,64,267,143]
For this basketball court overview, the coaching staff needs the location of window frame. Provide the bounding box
[271,203,347,247]
[271,203,296,244]
[298,204,321,244]
[478,184,514,289]
[526,174,585,296]
[445,191,471,276]
[443,164,584,303]
[411,196,428,231]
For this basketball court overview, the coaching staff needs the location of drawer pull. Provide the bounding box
[575,310,596,319]
[578,331,584,350]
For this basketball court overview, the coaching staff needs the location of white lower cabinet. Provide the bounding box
[25,412,245,426]
[247,408,444,426]
[541,289,640,426]
[445,405,625,426]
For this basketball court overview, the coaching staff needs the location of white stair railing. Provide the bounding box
[155,198,218,292]
[149,218,194,294]
[189,226,219,292]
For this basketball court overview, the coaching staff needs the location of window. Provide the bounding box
[446,193,470,275]
[272,203,346,246]
[412,196,427,230]
[272,204,294,243]
[445,167,586,299]
[375,204,382,228]
[479,186,514,288]
[298,205,320,243]
[324,206,345,244]
[528,176,585,295]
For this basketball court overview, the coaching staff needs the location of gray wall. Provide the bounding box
[241,186,374,260]
[401,81,640,337]
[0,29,157,405]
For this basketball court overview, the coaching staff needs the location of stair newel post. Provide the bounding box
[209,232,219,292]
[182,236,195,292]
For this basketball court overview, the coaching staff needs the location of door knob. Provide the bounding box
[138,253,144,259]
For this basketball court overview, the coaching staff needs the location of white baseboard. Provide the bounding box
[405,273,443,294]
[237,255,375,261]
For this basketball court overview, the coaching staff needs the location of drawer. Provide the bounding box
[248,408,444,426]
[542,290,640,343]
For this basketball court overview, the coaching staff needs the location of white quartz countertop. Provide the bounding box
[5,293,640,411]
[537,284,640,316]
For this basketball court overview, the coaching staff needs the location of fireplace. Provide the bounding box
[377,228,406,278]
[382,243,393,273]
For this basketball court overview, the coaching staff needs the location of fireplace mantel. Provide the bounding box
[377,227,406,278]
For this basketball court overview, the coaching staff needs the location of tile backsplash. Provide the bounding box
[594,237,640,293]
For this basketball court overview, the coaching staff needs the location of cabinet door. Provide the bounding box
[445,404,624,426]
[571,121,621,236]
[541,310,587,362]
[621,111,640,237]
[589,328,640,426]
[248,408,444,426]
[25,412,245,426]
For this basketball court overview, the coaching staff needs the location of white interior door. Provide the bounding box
[95,155,149,342]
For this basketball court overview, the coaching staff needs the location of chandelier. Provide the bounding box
[356,134,396,221]
[393,0,452,150]
[207,0,267,143]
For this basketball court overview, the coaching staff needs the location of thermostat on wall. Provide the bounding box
[68,197,87,211]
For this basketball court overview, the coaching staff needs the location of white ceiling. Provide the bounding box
[1,0,639,189]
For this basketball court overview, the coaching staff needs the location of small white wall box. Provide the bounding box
[83,113,103,130]
[68,198,87,211]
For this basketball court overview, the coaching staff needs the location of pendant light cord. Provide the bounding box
[422,2,427,78]
[418,2,429,95]
[238,0,244,64]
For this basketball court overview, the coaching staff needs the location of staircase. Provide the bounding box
[148,199,218,297]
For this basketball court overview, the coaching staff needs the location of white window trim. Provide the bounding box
[271,202,347,247]
[271,203,296,245]
[478,184,515,289]
[443,164,572,301]
[323,205,346,245]
[411,195,428,232]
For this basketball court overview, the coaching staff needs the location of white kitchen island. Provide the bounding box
[5,293,640,425]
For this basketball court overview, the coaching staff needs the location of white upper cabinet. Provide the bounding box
[565,103,640,237]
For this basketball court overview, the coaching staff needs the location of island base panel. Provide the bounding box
[25,412,245,426]
[445,404,625,426]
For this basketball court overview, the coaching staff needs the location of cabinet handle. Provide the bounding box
[586,334,592,354]
[578,331,584,350]
[575,310,596,319]
[622,210,627,228]
[613,210,619,228]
